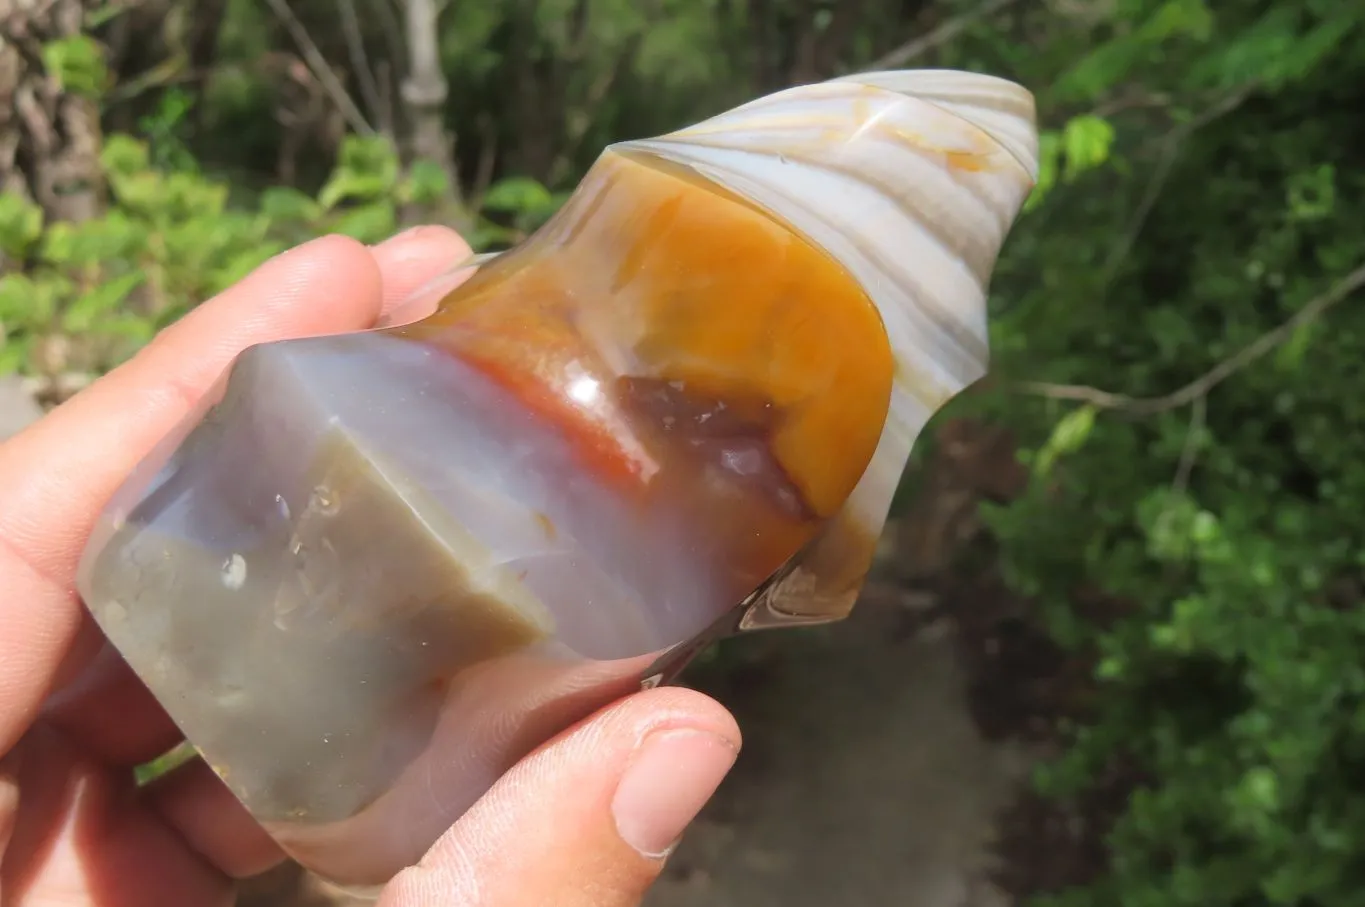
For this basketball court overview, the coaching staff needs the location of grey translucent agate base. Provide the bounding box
[76,331,831,886]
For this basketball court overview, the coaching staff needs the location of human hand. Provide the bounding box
[0,229,741,907]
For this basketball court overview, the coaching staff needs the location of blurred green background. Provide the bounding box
[3,1,1365,905]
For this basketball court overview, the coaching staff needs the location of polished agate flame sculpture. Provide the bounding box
[76,69,1038,887]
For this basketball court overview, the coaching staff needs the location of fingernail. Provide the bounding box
[371,225,430,249]
[612,728,737,858]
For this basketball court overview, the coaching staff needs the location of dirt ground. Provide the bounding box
[645,604,1038,907]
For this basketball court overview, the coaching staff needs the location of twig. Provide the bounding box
[1087,90,1171,119]
[338,0,387,134]
[548,33,643,187]
[469,112,498,213]
[1148,392,1205,543]
[1186,80,1261,130]
[1099,134,1179,288]
[863,0,1022,71]
[261,0,374,136]
[1171,394,1205,496]
[1021,260,1365,414]
[372,0,408,98]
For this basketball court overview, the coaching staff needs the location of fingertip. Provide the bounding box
[143,757,287,880]
[369,225,473,315]
[604,689,740,860]
[371,224,470,260]
[166,232,386,345]
[584,685,742,755]
[382,687,741,907]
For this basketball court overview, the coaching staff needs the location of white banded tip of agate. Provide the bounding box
[611,68,1039,411]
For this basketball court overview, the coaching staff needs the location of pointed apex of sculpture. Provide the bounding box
[612,68,1038,410]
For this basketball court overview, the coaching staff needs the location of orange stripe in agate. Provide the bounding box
[399,150,894,518]
[458,349,649,488]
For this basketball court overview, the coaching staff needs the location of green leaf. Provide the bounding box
[133,742,196,786]
[209,242,289,294]
[1275,319,1316,372]
[331,203,397,245]
[1239,766,1280,812]
[318,135,401,208]
[100,135,152,177]
[1034,405,1098,477]
[1141,0,1214,43]
[469,222,520,252]
[1061,116,1116,182]
[258,187,323,223]
[1287,163,1336,222]
[400,160,451,206]
[84,1,127,29]
[318,172,391,210]
[105,170,167,215]
[41,35,109,98]
[0,337,30,375]
[336,135,401,178]
[95,311,158,345]
[1024,131,1063,212]
[0,194,44,258]
[37,212,145,268]
[0,273,63,330]
[62,271,146,332]
[482,176,554,214]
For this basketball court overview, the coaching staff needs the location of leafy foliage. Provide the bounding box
[975,3,1365,905]
[0,131,552,379]
[41,34,110,98]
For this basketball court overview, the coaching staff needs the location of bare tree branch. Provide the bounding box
[338,0,388,134]
[548,30,644,187]
[1087,90,1172,119]
[372,0,408,98]
[468,112,498,213]
[1172,393,1205,495]
[261,0,374,136]
[1021,260,1365,414]
[863,0,1022,71]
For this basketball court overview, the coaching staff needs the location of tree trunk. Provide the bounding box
[502,0,563,184]
[401,0,466,227]
[0,0,105,226]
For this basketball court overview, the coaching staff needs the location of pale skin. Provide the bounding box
[0,228,741,907]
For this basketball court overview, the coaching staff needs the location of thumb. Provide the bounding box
[378,687,740,907]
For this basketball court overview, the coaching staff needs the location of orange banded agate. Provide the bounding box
[401,150,895,521]
[74,68,1039,891]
